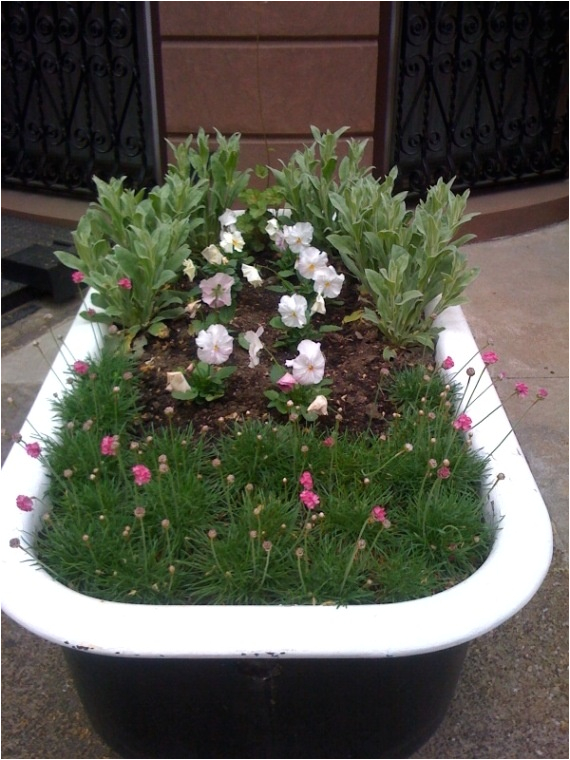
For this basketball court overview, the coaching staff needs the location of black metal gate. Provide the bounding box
[1,1,160,197]
[387,2,568,194]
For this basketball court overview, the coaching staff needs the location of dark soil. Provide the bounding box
[136,273,432,437]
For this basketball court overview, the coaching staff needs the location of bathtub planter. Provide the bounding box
[0,303,553,759]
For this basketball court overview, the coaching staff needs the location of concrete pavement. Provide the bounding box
[1,215,568,759]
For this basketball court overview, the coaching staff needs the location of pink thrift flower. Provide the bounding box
[441,356,454,370]
[536,388,549,399]
[300,490,320,510]
[100,435,120,456]
[132,464,152,486]
[73,360,90,375]
[323,436,335,448]
[71,271,85,284]
[16,495,34,512]
[299,471,314,490]
[25,442,41,458]
[118,277,132,290]
[481,351,499,365]
[277,372,298,392]
[371,505,388,523]
[515,382,529,397]
[437,466,451,479]
[453,413,472,432]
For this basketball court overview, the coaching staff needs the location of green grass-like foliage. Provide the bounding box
[34,349,494,606]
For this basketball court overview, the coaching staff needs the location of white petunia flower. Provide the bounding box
[313,266,345,299]
[295,247,329,280]
[166,371,191,394]
[196,324,234,365]
[243,326,264,368]
[278,294,308,329]
[220,229,245,254]
[184,299,201,318]
[310,294,326,315]
[241,263,263,287]
[182,258,197,282]
[218,209,238,229]
[201,244,226,265]
[285,340,326,385]
[307,394,328,416]
[265,218,280,238]
[283,222,314,253]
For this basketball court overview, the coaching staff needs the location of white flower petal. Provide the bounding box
[295,247,329,280]
[166,371,191,394]
[243,326,264,368]
[310,294,326,315]
[201,245,225,265]
[278,294,308,329]
[241,263,263,287]
[196,324,234,365]
[313,266,345,298]
[307,395,328,416]
[285,340,325,385]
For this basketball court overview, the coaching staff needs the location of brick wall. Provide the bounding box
[157,1,381,171]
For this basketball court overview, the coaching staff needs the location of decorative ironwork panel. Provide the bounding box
[392,2,568,194]
[2,1,158,196]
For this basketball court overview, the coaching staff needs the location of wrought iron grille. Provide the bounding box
[1,1,159,196]
[391,2,569,194]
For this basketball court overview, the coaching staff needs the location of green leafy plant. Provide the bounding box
[54,130,252,341]
[270,125,373,250]
[328,173,479,356]
[166,128,251,250]
[55,179,194,342]
[168,361,237,404]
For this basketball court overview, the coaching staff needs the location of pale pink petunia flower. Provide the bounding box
[277,372,298,392]
[199,273,235,309]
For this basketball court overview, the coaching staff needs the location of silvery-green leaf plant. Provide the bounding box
[54,130,252,344]
[327,171,479,357]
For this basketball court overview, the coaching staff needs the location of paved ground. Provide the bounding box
[1,215,568,759]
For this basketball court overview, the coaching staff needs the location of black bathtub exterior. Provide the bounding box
[64,644,469,758]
